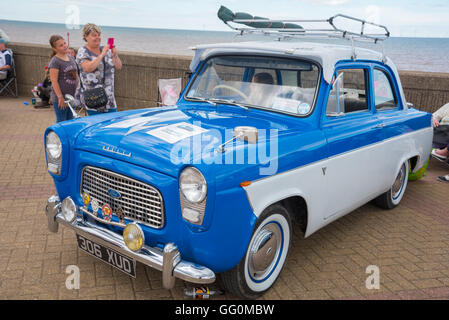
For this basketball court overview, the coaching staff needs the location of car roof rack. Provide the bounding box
[219,7,390,61]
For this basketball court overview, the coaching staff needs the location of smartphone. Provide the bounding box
[107,37,115,48]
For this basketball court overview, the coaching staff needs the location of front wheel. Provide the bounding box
[374,160,409,209]
[221,204,291,299]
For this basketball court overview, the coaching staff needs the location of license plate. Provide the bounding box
[76,234,136,277]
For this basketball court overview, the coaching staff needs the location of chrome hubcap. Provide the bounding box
[248,223,282,280]
[392,164,406,199]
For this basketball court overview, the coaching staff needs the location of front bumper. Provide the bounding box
[45,195,215,289]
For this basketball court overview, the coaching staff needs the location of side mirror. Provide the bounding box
[64,94,78,118]
[406,102,414,109]
[217,126,258,153]
[234,126,258,144]
[64,94,75,106]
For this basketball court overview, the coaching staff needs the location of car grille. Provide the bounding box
[80,166,164,229]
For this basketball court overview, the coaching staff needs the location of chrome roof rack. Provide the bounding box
[218,7,390,61]
[224,14,390,43]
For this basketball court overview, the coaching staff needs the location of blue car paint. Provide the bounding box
[320,60,431,158]
[49,146,256,272]
[45,55,432,275]
[45,100,329,273]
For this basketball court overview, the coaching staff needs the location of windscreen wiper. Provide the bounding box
[208,98,249,111]
[188,97,217,106]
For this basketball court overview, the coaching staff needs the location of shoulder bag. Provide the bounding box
[77,54,109,110]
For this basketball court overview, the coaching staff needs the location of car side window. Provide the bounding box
[326,69,369,116]
[373,69,397,110]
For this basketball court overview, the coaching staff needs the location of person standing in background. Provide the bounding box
[48,35,78,122]
[67,47,77,58]
[76,23,122,116]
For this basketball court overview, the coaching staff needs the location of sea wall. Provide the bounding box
[7,42,191,109]
[6,42,449,113]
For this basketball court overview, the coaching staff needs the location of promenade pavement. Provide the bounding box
[0,97,448,300]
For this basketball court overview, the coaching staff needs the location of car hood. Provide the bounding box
[75,104,311,178]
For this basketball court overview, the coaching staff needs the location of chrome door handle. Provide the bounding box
[374,123,385,129]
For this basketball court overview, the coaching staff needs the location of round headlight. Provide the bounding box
[61,197,77,223]
[180,167,207,203]
[123,223,145,252]
[46,131,62,160]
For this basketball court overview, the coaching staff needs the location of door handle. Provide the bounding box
[374,123,385,129]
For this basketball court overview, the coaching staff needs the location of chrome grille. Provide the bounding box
[81,166,164,228]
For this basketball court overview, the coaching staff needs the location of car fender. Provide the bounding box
[243,158,328,239]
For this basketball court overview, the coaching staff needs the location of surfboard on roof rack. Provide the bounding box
[217,5,390,44]
[217,5,304,30]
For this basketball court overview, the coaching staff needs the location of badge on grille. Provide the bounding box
[82,192,90,207]
[91,198,100,216]
[102,204,112,221]
[108,188,121,198]
[116,206,125,224]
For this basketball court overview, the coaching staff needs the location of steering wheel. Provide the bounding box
[212,85,249,102]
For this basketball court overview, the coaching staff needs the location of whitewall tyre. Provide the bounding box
[375,160,409,209]
[221,204,292,299]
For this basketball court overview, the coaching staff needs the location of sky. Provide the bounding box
[1,0,449,37]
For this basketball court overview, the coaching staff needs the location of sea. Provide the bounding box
[1,19,449,73]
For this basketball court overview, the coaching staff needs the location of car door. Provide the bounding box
[321,66,385,221]
[371,66,410,180]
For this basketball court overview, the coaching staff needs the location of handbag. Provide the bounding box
[83,86,108,110]
[433,125,449,146]
[77,54,109,110]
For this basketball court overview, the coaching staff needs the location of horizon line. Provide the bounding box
[0,18,233,34]
[1,18,449,39]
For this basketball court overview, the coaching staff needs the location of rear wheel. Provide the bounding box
[375,160,409,209]
[221,204,291,299]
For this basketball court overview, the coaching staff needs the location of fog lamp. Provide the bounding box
[61,197,77,223]
[182,207,201,224]
[123,223,144,252]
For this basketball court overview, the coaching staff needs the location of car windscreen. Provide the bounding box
[185,55,320,116]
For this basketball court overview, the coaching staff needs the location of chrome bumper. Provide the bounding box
[45,195,215,289]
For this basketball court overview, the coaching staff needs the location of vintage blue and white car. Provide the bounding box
[44,16,433,299]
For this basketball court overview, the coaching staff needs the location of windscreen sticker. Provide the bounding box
[272,97,301,114]
[297,103,311,114]
[271,97,311,115]
[146,122,208,144]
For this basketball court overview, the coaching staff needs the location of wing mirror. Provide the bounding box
[64,94,78,118]
[217,126,258,153]
[234,126,258,144]
[64,94,75,107]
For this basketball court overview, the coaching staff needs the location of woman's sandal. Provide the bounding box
[431,149,449,162]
